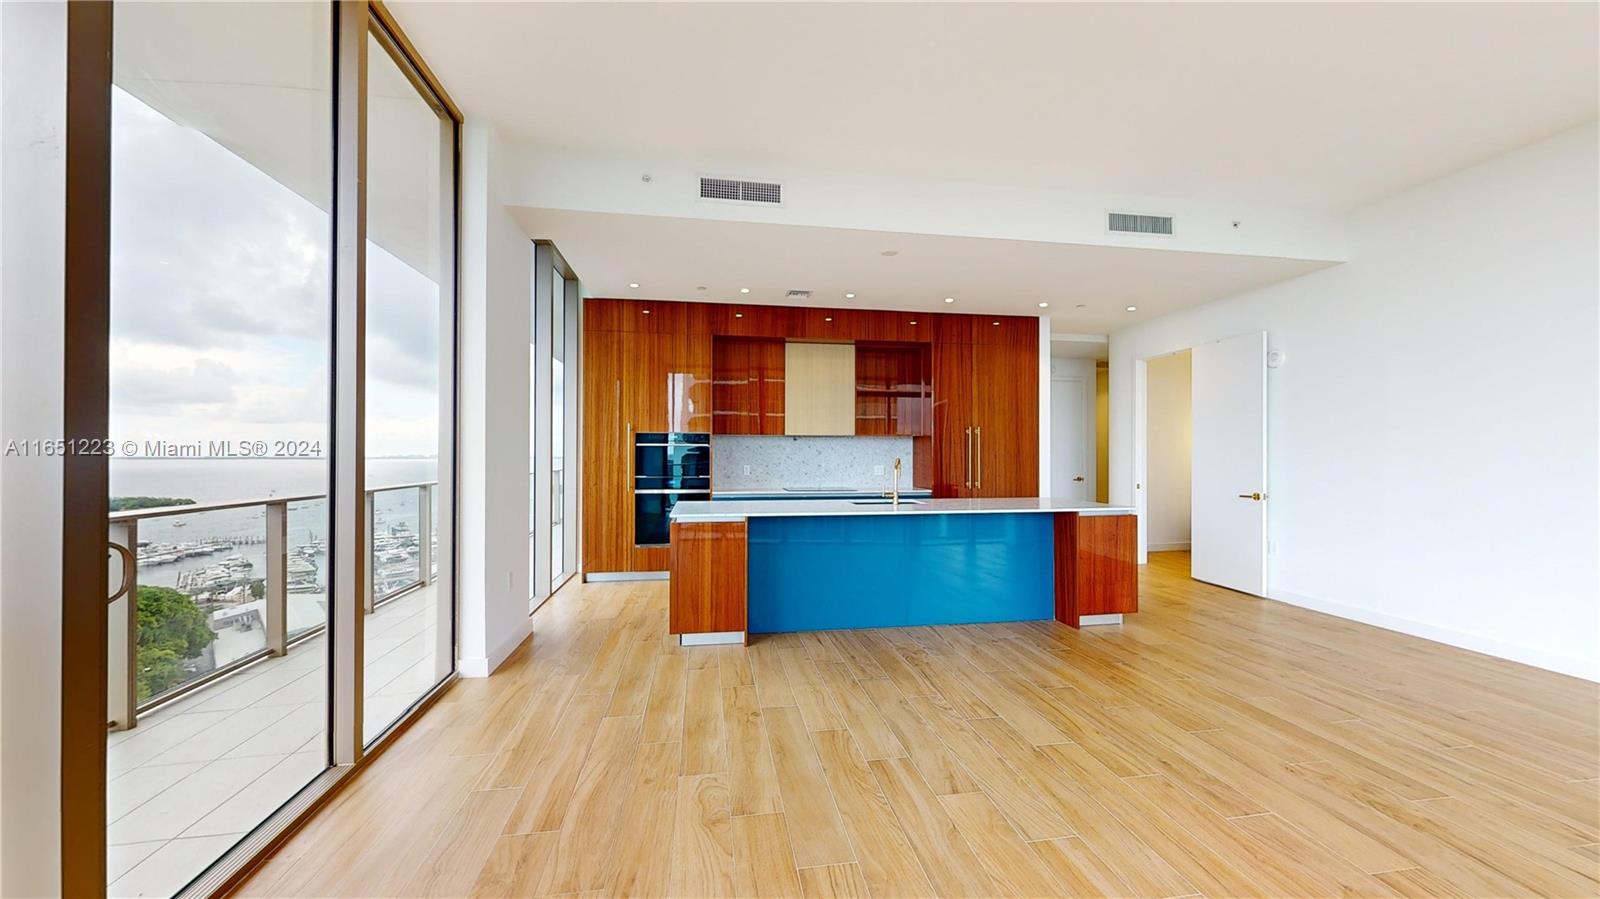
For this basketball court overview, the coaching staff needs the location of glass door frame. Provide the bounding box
[531,241,579,610]
[55,2,463,896]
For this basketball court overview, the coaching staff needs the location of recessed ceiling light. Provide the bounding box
[629,282,639,289]
[1038,302,1049,308]
[740,287,750,294]
[845,293,856,299]
[943,297,955,304]
[1126,305,1138,312]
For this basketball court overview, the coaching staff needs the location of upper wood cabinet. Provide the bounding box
[855,342,930,437]
[784,342,856,435]
[712,337,785,435]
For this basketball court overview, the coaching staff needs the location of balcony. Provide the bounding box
[104,483,442,898]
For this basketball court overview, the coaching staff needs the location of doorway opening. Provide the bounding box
[1133,332,1267,597]
[1145,350,1192,554]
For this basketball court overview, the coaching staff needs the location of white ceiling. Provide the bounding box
[513,208,1334,334]
[393,2,1597,211]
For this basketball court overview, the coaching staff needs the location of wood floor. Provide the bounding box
[236,553,1600,898]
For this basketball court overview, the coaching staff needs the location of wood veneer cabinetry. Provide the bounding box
[712,337,785,435]
[931,314,1038,498]
[583,298,1038,574]
[1053,513,1137,627]
[854,342,930,437]
[669,520,747,636]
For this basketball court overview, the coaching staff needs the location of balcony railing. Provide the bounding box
[106,481,438,731]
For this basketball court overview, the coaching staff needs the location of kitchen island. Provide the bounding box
[668,497,1137,644]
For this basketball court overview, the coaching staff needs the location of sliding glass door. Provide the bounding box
[361,17,456,747]
[106,5,333,896]
[92,4,458,895]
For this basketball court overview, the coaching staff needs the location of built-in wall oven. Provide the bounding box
[634,432,711,546]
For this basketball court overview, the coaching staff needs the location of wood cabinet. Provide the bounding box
[855,343,930,437]
[1053,513,1137,627]
[931,314,1038,498]
[784,341,856,435]
[584,297,1038,574]
[712,337,785,435]
[581,328,629,574]
[584,301,710,573]
[669,520,748,636]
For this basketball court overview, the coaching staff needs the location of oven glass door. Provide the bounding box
[634,443,711,485]
[634,490,710,547]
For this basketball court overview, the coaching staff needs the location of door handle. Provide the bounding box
[1072,476,1085,483]
[107,542,135,603]
[974,426,982,492]
[1237,492,1263,501]
[960,422,972,486]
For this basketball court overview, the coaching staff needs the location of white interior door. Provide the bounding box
[1190,331,1267,595]
[1050,376,1089,500]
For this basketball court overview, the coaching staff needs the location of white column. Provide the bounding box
[456,120,533,678]
[1,3,67,891]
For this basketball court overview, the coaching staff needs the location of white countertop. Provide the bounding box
[671,496,1135,522]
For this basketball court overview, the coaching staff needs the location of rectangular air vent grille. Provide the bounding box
[1108,212,1173,235]
[700,176,783,205]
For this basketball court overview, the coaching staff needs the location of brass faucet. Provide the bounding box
[885,457,902,508]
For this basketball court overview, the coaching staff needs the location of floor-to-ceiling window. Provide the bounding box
[95,4,458,895]
[362,15,456,746]
[531,245,579,608]
[550,266,568,589]
[106,5,332,895]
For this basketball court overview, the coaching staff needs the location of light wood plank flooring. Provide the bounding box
[236,553,1600,898]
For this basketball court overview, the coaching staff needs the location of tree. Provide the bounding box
[135,585,215,701]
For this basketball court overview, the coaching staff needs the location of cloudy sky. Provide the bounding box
[110,86,442,459]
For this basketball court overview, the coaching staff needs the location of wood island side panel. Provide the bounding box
[669,520,748,636]
[1054,513,1137,627]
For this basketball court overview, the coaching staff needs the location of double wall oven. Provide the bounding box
[634,432,711,546]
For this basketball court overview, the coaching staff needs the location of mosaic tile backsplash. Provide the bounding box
[711,436,915,491]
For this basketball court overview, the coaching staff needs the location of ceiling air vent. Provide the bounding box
[1108,211,1174,235]
[700,176,783,205]
[785,289,812,301]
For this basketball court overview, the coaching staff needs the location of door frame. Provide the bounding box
[1132,338,1269,587]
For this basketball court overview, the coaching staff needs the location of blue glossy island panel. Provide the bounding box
[746,512,1054,633]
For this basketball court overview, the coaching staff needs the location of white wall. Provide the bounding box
[1109,122,1600,681]
[1145,351,1192,550]
[0,3,66,892]
[457,121,533,677]
[1048,356,1098,499]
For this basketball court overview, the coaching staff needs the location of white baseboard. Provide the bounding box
[1147,542,1191,552]
[459,619,533,678]
[1270,588,1599,683]
[586,571,668,582]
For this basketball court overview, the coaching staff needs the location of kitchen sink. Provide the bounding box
[850,499,924,506]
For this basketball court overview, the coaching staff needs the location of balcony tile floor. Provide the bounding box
[107,584,442,898]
